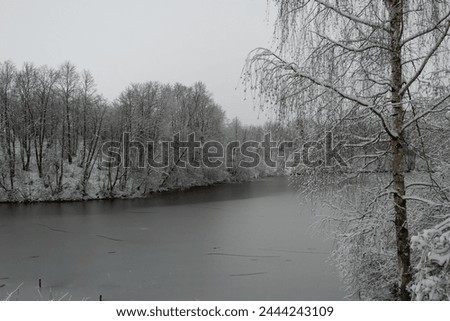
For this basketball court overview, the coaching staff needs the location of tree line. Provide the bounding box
[0,60,286,202]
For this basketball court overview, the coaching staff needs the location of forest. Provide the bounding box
[0,60,293,203]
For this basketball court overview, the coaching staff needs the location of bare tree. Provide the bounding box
[16,63,38,171]
[0,61,17,190]
[34,66,58,178]
[79,97,106,196]
[57,62,80,165]
[79,70,97,167]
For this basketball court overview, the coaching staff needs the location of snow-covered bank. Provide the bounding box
[0,158,285,204]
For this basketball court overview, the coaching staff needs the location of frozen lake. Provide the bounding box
[0,177,344,300]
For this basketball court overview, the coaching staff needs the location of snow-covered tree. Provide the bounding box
[245,0,450,300]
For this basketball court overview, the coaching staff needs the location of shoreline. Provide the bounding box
[0,174,285,205]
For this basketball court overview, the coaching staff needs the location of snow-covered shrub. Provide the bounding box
[410,218,450,300]
[292,167,450,300]
[327,184,399,300]
[291,169,400,299]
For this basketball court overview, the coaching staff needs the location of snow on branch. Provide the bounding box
[400,20,450,97]
[315,32,390,53]
[411,218,450,300]
[313,0,390,32]
[245,48,397,138]
[401,11,450,47]
[401,91,450,132]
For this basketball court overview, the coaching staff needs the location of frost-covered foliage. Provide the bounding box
[0,61,289,203]
[291,170,399,300]
[291,168,450,300]
[246,0,450,301]
[410,218,450,300]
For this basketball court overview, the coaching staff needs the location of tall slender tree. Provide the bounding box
[0,61,17,190]
[58,62,79,165]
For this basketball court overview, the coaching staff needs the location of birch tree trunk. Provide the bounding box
[387,0,412,300]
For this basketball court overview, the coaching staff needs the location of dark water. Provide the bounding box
[0,177,344,300]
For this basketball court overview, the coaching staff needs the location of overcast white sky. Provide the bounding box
[0,0,276,125]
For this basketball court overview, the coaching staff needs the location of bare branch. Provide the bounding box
[314,0,390,32]
[400,20,450,97]
[401,11,450,46]
[401,91,450,132]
